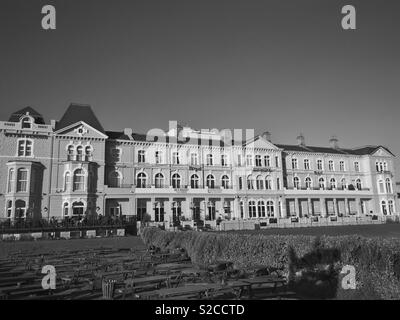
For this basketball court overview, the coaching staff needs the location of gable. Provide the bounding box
[55,121,108,139]
[372,147,394,158]
[244,136,281,150]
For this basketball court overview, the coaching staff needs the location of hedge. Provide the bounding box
[141,227,400,299]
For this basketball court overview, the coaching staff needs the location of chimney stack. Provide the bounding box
[296,133,305,146]
[124,128,133,137]
[329,135,339,149]
[261,131,272,142]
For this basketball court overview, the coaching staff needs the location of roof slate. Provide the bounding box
[55,104,105,133]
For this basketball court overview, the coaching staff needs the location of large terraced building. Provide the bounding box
[0,104,398,226]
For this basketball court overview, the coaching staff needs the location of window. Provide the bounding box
[7,201,12,218]
[17,168,28,192]
[138,150,146,163]
[354,162,360,172]
[305,177,312,189]
[136,172,147,188]
[340,178,346,190]
[246,154,253,166]
[237,154,242,166]
[266,201,274,217]
[265,176,272,190]
[264,155,270,167]
[21,117,32,129]
[17,139,33,157]
[73,169,85,191]
[155,173,164,188]
[190,174,199,189]
[293,176,300,189]
[221,154,228,167]
[317,159,323,170]
[221,175,230,189]
[255,155,262,167]
[238,177,243,190]
[111,148,121,162]
[328,160,334,171]
[7,168,15,193]
[381,200,387,215]
[258,200,266,218]
[15,199,26,218]
[172,173,181,189]
[389,200,394,214]
[329,178,336,189]
[276,178,280,190]
[109,171,121,188]
[386,178,392,193]
[304,159,310,170]
[63,203,69,216]
[67,145,75,160]
[275,156,279,168]
[319,177,325,189]
[190,153,198,166]
[292,158,298,169]
[206,154,213,166]
[356,179,362,190]
[248,201,257,218]
[256,176,264,190]
[339,161,345,171]
[172,152,180,165]
[378,180,385,193]
[72,201,85,216]
[155,151,162,164]
[76,146,84,161]
[85,146,92,161]
[64,172,71,191]
[206,174,215,189]
[247,175,255,190]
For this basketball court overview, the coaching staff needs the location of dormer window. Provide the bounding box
[21,117,32,129]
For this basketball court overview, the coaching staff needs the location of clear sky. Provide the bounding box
[0,0,399,179]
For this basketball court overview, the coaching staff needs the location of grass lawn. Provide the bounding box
[0,236,146,258]
[226,223,400,238]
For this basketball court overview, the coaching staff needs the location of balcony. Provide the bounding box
[253,166,273,172]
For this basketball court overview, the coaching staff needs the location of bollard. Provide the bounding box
[102,279,116,300]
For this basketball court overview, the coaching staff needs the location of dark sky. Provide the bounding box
[0,0,399,179]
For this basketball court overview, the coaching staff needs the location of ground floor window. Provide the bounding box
[155,203,164,222]
[381,200,387,215]
[6,201,12,218]
[266,201,274,217]
[389,200,394,214]
[110,206,120,216]
[172,202,181,223]
[15,199,26,218]
[248,201,257,218]
[207,203,216,220]
[72,201,85,217]
[258,201,266,218]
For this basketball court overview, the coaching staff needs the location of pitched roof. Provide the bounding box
[56,104,105,133]
[276,144,395,156]
[106,131,132,140]
[8,106,45,124]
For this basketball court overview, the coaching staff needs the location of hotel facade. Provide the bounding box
[0,104,398,226]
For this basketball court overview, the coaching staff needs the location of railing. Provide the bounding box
[106,184,134,189]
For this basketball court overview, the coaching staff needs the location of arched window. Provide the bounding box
[386,178,392,193]
[63,203,69,217]
[258,200,266,218]
[17,168,28,192]
[155,173,164,188]
[221,175,230,189]
[248,200,257,218]
[356,179,362,190]
[265,176,272,190]
[293,176,300,189]
[15,199,26,218]
[76,146,84,161]
[378,180,385,193]
[206,154,213,166]
[388,200,394,214]
[319,177,325,189]
[67,145,74,160]
[190,174,199,189]
[6,200,12,218]
[73,169,85,191]
[64,172,71,191]
[137,172,147,188]
[266,201,274,217]
[247,175,255,190]
[109,171,121,188]
[256,176,264,190]
[172,173,181,189]
[305,177,312,189]
[206,174,215,189]
[329,178,336,189]
[340,178,346,190]
[381,200,387,215]
[21,117,32,128]
[85,146,92,161]
[7,168,15,193]
[72,201,85,216]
